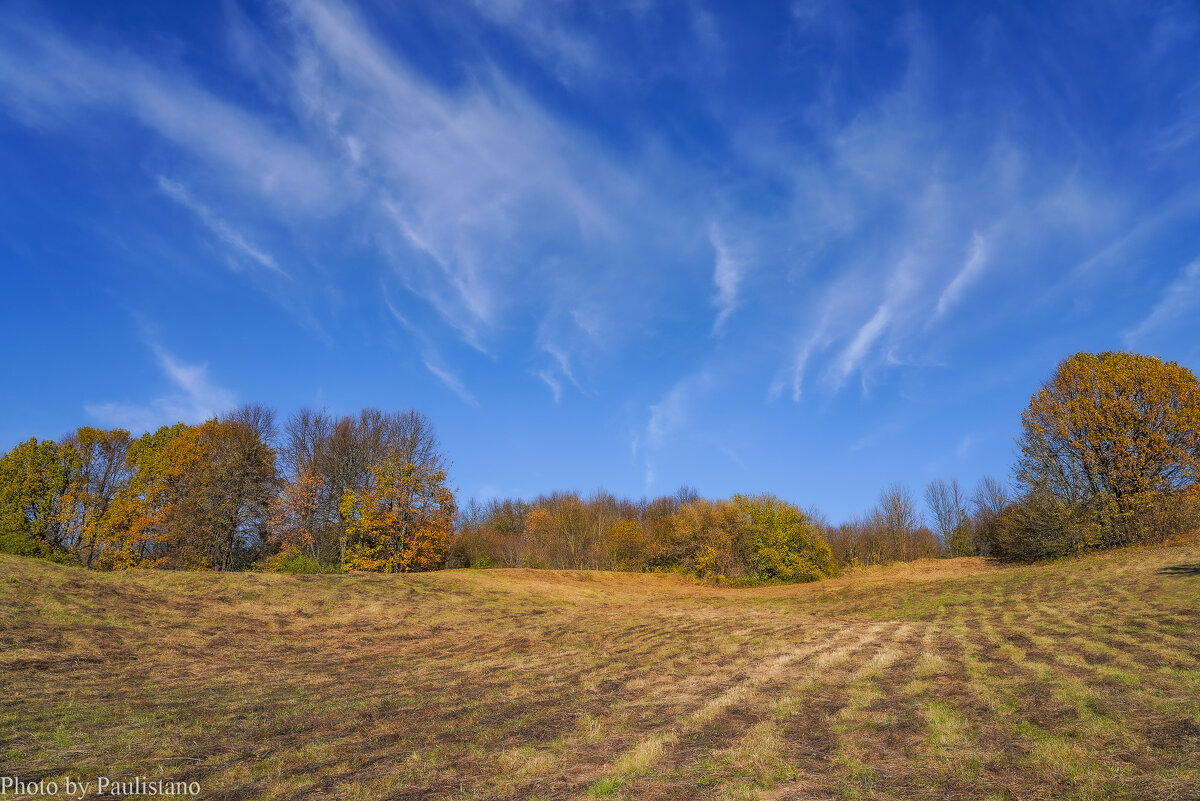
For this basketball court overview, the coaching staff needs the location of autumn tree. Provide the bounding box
[1016,352,1200,549]
[669,498,757,579]
[266,465,327,559]
[97,420,277,570]
[605,518,646,570]
[170,419,278,570]
[520,505,556,568]
[94,423,193,568]
[0,404,452,573]
[476,498,530,567]
[61,427,134,567]
[339,459,455,572]
[0,438,75,560]
[275,407,446,567]
[520,491,625,570]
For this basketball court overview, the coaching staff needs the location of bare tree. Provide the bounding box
[223,404,278,449]
[876,483,926,560]
[971,476,1010,519]
[389,409,444,473]
[824,485,940,567]
[969,476,1011,556]
[281,407,333,479]
[926,478,971,555]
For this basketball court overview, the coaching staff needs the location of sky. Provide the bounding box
[1,0,1198,523]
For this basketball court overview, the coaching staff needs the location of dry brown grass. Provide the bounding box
[1,540,1198,800]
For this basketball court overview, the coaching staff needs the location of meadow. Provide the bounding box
[1,540,1198,801]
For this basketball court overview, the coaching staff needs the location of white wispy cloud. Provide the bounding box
[0,19,336,209]
[285,0,628,347]
[535,370,563,404]
[0,0,720,415]
[935,232,988,318]
[85,345,236,432]
[5,0,1191,460]
[769,323,828,403]
[383,281,481,407]
[752,7,1151,401]
[641,369,718,491]
[709,222,745,333]
[646,385,687,449]
[646,373,709,449]
[1124,257,1200,347]
[540,339,580,391]
[828,258,919,390]
[422,353,479,407]
[530,298,609,403]
[470,0,599,84]
[158,177,286,276]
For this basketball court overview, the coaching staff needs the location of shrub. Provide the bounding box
[0,530,73,563]
[262,549,341,574]
[990,491,1086,561]
[736,494,839,582]
[693,545,722,579]
[1139,487,1200,542]
[989,487,1200,562]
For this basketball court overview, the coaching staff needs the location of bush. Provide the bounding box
[0,530,73,564]
[989,487,1200,562]
[262,549,341,574]
[1139,488,1200,542]
[990,491,1086,561]
[446,490,840,583]
[737,494,839,582]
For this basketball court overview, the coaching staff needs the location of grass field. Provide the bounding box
[1,541,1198,801]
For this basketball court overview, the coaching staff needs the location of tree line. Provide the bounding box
[451,489,838,582]
[0,407,454,573]
[2,351,1198,578]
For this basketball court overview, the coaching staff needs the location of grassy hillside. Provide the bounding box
[1,542,1198,801]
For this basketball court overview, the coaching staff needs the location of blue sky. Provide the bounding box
[1,0,1198,523]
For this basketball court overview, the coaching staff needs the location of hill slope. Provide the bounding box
[1,543,1198,800]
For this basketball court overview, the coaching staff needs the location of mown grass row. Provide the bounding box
[1,540,1197,800]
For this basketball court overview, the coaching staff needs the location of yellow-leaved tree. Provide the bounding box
[339,459,455,572]
[1014,351,1200,552]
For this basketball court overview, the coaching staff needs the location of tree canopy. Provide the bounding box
[1018,352,1200,503]
[1011,351,1200,553]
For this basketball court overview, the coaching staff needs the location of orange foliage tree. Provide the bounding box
[339,459,455,572]
[267,467,327,559]
[96,419,277,570]
[60,427,133,567]
[95,424,196,569]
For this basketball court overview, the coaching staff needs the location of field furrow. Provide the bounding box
[1,541,1198,800]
